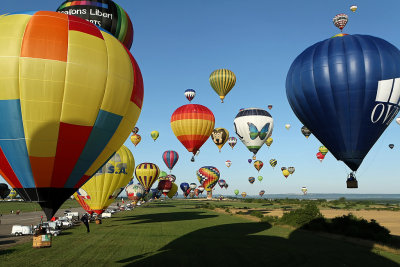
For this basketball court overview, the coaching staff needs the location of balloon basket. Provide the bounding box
[346,180,358,189]
[95,219,102,224]
[33,234,52,248]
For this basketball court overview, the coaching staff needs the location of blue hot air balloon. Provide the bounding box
[286,34,400,172]
[180,182,190,193]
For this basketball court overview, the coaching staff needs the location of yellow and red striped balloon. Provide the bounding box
[135,163,160,192]
[196,166,220,192]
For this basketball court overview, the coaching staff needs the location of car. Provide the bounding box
[101,213,112,218]
[64,209,71,215]
[56,217,73,228]
[11,225,33,236]
[41,222,62,236]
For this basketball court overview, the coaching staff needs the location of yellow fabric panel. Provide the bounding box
[171,119,215,136]
[0,15,31,100]
[85,103,141,176]
[100,33,133,116]
[19,58,67,157]
[60,31,108,126]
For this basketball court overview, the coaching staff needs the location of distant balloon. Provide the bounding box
[180,183,190,196]
[132,127,139,134]
[288,167,295,175]
[197,166,220,197]
[248,159,252,164]
[259,190,265,197]
[198,186,205,193]
[265,137,273,148]
[269,159,277,168]
[316,152,325,163]
[241,192,247,198]
[135,163,161,193]
[268,105,273,110]
[350,5,357,12]
[254,160,264,172]
[234,189,239,196]
[162,151,179,171]
[282,169,290,178]
[167,174,176,183]
[248,177,255,184]
[8,189,17,199]
[285,124,291,130]
[224,183,229,189]
[319,146,328,156]
[225,160,232,168]
[257,176,263,182]
[301,126,312,139]
[0,184,10,200]
[131,134,142,147]
[389,144,394,149]
[167,183,178,199]
[396,118,400,125]
[126,184,145,204]
[211,128,229,152]
[184,89,196,102]
[190,183,197,190]
[228,137,237,149]
[281,167,287,171]
[159,171,168,179]
[209,69,236,103]
[301,187,308,195]
[333,13,348,31]
[158,179,172,196]
[151,131,159,141]
[218,179,226,188]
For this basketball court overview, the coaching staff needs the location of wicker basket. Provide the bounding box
[347,180,358,188]
[95,219,102,224]
[32,234,52,248]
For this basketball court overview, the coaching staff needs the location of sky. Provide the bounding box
[0,0,400,195]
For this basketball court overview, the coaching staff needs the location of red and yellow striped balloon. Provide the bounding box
[135,163,160,192]
[170,104,215,156]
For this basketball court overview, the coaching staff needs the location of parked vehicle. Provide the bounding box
[65,212,79,220]
[11,225,33,236]
[41,222,61,236]
[56,217,73,228]
[101,213,112,218]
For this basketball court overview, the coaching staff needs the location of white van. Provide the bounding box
[66,212,79,220]
[11,225,33,236]
[101,212,112,218]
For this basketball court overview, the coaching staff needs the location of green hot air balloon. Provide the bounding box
[257,176,263,182]
[234,189,239,196]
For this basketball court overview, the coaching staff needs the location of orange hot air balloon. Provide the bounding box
[171,104,215,160]
[254,160,263,172]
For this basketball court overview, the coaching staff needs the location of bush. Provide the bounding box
[250,210,264,218]
[236,211,247,215]
[278,203,323,227]
[225,208,230,213]
[261,215,279,224]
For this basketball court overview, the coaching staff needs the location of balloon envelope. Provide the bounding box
[211,128,229,151]
[209,69,236,103]
[196,166,220,192]
[135,163,160,192]
[234,189,239,195]
[184,89,196,102]
[0,183,10,199]
[228,137,237,149]
[151,131,159,141]
[167,183,178,199]
[162,151,179,171]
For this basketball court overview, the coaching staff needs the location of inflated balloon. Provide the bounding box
[350,5,357,12]
[224,183,229,189]
[269,159,277,168]
[282,170,290,178]
[198,186,205,193]
[194,188,199,197]
[8,189,17,199]
[0,12,144,220]
[234,189,239,196]
[254,160,264,172]
[234,108,274,158]
[241,192,247,198]
[190,183,197,190]
[285,124,291,130]
[171,104,215,160]
[135,163,160,193]
[209,69,236,103]
[319,146,328,156]
[158,179,172,196]
[126,184,145,203]
[180,182,190,196]
[167,183,178,199]
[316,152,325,163]
[131,134,142,147]
[57,0,134,49]
[159,171,168,179]
[73,189,92,214]
[218,179,226,188]
[259,190,265,197]
[333,14,348,31]
[301,126,312,139]
[184,89,196,102]
[248,159,252,164]
[288,167,295,175]
[248,177,255,184]
[257,176,263,182]
[167,174,176,183]
[225,160,232,168]
[211,128,229,152]
[0,184,10,199]
[287,34,400,172]
[132,127,139,134]
[268,105,273,110]
[74,145,134,215]
[396,118,400,125]
[162,151,179,171]
[281,167,287,171]
[197,166,220,199]
[301,187,308,195]
[151,131,159,141]
[389,144,394,149]
[265,137,273,148]
[228,137,237,149]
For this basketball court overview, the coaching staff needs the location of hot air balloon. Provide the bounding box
[301,187,308,195]
[285,124,291,130]
[347,172,358,188]
[225,160,232,168]
[333,14,348,32]
[151,131,159,141]
[234,189,239,196]
[254,160,264,172]
[197,166,220,199]
[167,174,176,183]
[159,171,168,179]
[0,184,10,200]
[180,183,190,197]
[288,167,295,175]
[224,183,229,189]
[248,159,252,164]
[167,183,178,199]
[132,127,139,134]
[184,89,196,102]
[209,69,236,103]
[257,176,263,182]
[218,179,226,188]
[241,192,247,198]
[396,118,400,125]
[158,179,172,196]
[73,188,92,214]
[282,170,290,178]
[190,183,197,190]
[319,146,328,156]
[301,126,312,139]
[188,191,195,198]
[135,163,160,193]
[73,145,134,215]
[281,167,287,171]
[269,159,277,168]
[350,5,357,12]
[248,177,255,184]
[316,152,325,162]
[259,190,265,197]
[57,0,134,49]
[234,108,274,158]
[171,104,215,161]
[389,144,395,149]
[198,186,205,194]
[131,134,142,147]
[265,137,273,148]
[268,105,273,110]
[211,128,229,152]
[0,12,144,220]
[162,151,179,171]
[228,137,237,149]
[8,189,17,199]
[126,184,145,204]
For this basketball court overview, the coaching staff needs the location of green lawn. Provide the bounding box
[1,200,400,266]
[0,199,82,214]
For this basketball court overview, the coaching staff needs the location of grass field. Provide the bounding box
[1,200,400,266]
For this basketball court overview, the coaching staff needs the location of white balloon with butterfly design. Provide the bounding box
[233,108,274,158]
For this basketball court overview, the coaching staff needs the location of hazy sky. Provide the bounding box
[0,0,399,195]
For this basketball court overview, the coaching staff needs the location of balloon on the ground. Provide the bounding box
[151,131,159,141]
[190,183,197,190]
[135,163,160,192]
[218,179,226,188]
[234,108,274,158]
[159,171,168,179]
[211,128,229,152]
[288,167,295,175]
[167,183,178,199]
[286,34,400,172]
[265,137,273,147]
[241,192,247,198]
[132,127,139,134]
[126,184,145,203]
[57,0,134,49]
[301,126,312,139]
[180,183,190,197]
[254,160,264,172]
[259,190,265,197]
[225,160,232,168]
[157,179,172,196]
[167,174,176,183]
[257,176,263,182]
[248,177,255,184]
[0,12,144,220]
[8,189,17,199]
[74,145,134,215]
[131,134,142,146]
[350,5,357,12]
[282,169,290,178]
[0,183,10,199]
[269,159,277,168]
[228,137,237,149]
[171,104,215,160]
[389,144,394,149]
[198,186,205,193]
[234,189,239,196]
[162,150,179,171]
[209,69,236,103]
[333,14,348,31]
[184,89,196,102]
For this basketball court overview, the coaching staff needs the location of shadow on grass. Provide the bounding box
[118,222,400,266]
[0,239,15,246]
[0,248,15,255]
[114,212,217,225]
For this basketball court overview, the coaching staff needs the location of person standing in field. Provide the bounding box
[81,214,90,233]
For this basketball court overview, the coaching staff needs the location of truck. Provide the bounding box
[11,225,33,236]
[65,212,79,220]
